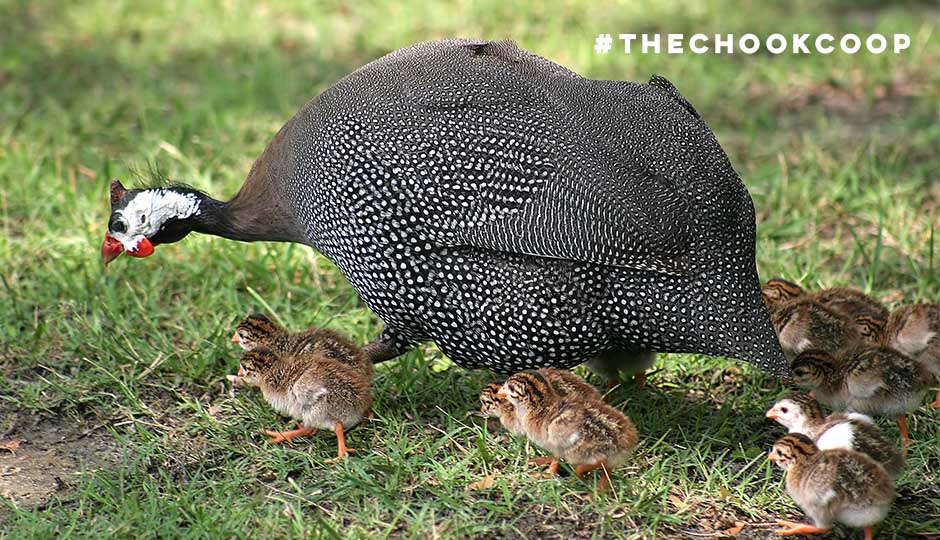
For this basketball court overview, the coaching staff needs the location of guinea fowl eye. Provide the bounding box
[109,215,127,234]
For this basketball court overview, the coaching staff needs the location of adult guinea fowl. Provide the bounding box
[100,39,788,376]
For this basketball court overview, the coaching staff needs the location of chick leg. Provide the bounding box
[324,422,356,463]
[896,415,912,449]
[528,457,560,478]
[774,519,830,536]
[864,526,874,540]
[930,385,940,409]
[265,422,317,444]
[575,460,611,491]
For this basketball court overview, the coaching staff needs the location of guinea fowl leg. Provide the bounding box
[896,415,912,449]
[528,457,560,478]
[361,329,412,363]
[324,422,356,463]
[265,422,317,444]
[774,519,830,536]
[575,460,611,491]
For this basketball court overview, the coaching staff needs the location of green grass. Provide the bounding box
[2,1,939,538]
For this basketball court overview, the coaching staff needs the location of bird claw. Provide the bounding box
[774,519,830,536]
[324,448,356,464]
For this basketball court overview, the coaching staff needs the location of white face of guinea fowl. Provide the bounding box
[107,189,202,254]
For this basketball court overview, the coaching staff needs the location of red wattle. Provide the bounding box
[101,233,124,265]
[127,237,155,258]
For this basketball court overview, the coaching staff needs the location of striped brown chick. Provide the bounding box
[236,336,374,462]
[768,433,894,540]
[761,278,805,313]
[771,298,862,361]
[233,314,372,374]
[790,348,930,448]
[808,287,889,344]
[883,304,940,408]
[496,371,638,491]
[480,369,602,438]
[766,393,904,478]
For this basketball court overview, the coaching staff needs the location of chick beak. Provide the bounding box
[767,454,779,463]
[237,366,246,378]
[231,333,242,344]
[101,233,124,265]
[765,408,780,420]
[495,390,508,400]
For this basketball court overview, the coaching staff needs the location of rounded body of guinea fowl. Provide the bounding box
[259,39,786,374]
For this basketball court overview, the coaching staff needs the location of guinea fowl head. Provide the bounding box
[498,370,557,413]
[232,313,288,351]
[761,278,804,311]
[102,179,214,264]
[790,350,838,388]
[479,383,508,417]
[237,347,280,387]
[768,433,817,470]
[766,393,825,433]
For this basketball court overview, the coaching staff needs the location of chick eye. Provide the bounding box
[139,214,147,225]
[780,407,788,413]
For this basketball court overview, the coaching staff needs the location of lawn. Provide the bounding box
[1,1,939,539]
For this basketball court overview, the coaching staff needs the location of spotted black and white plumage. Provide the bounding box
[105,39,788,376]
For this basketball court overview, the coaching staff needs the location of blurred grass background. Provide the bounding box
[1,1,938,538]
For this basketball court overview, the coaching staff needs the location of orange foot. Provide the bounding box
[930,387,940,409]
[575,460,611,492]
[264,422,317,444]
[774,519,830,536]
[324,421,356,464]
[528,457,560,478]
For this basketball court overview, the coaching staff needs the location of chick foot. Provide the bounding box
[774,519,830,536]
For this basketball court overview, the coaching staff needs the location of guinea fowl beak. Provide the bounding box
[101,233,124,265]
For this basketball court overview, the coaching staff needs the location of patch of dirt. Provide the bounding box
[0,408,122,513]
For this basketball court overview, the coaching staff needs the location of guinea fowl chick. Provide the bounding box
[233,314,372,373]
[762,278,805,312]
[768,433,893,540]
[790,348,930,447]
[479,383,524,436]
[479,369,601,436]
[236,343,373,462]
[766,393,904,478]
[809,287,889,344]
[584,349,656,390]
[883,304,940,408]
[771,298,861,361]
[497,371,638,491]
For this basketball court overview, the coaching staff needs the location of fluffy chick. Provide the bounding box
[883,304,940,408]
[497,371,638,491]
[766,393,904,478]
[771,298,862,360]
[233,313,371,372]
[809,287,889,344]
[479,369,601,437]
[768,433,893,540]
[762,278,805,312]
[237,345,373,462]
[790,348,930,447]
